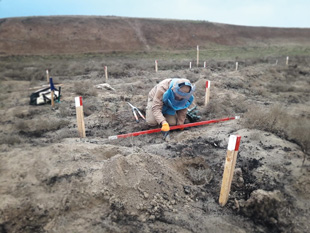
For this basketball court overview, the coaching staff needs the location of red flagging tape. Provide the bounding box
[235,135,241,151]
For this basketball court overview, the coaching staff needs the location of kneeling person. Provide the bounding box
[146,78,195,134]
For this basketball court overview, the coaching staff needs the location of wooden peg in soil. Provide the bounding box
[204,80,211,106]
[104,66,108,81]
[46,69,49,83]
[197,45,199,67]
[219,135,241,206]
[51,90,55,107]
[155,60,158,72]
[286,56,289,66]
[75,96,86,138]
[204,61,206,68]
[49,77,55,108]
[235,62,239,71]
[189,62,192,69]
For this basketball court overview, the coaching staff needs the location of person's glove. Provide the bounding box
[161,122,170,132]
[161,122,170,140]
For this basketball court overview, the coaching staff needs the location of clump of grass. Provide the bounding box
[16,117,69,137]
[200,93,248,119]
[74,81,98,96]
[0,133,23,145]
[242,104,310,157]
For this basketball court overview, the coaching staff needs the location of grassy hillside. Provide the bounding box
[0,16,310,56]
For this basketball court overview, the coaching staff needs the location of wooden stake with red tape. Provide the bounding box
[75,96,86,138]
[219,135,242,206]
[204,80,211,106]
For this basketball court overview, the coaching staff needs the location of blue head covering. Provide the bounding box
[162,78,195,115]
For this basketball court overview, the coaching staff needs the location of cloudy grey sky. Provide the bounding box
[0,0,309,28]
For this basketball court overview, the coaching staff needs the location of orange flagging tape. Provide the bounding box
[108,116,240,140]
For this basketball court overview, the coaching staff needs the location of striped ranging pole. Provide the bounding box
[219,135,242,207]
[108,116,240,140]
[75,96,86,138]
[204,80,211,106]
[235,62,239,71]
[155,60,158,72]
[204,61,206,68]
[46,69,49,83]
[104,66,108,81]
[286,56,289,66]
[197,45,199,67]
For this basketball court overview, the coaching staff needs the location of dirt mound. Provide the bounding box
[1,16,310,55]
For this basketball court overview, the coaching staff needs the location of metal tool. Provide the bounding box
[127,102,146,123]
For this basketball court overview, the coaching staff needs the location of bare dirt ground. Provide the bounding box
[0,55,310,233]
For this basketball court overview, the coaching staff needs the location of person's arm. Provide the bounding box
[151,79,171,125]
[151,89,166,124]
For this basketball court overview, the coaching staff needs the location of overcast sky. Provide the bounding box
[0,0,309,28]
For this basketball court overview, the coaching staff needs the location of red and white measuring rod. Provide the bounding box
[108,116,240,140]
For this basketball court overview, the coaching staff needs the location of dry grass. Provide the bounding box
[242,104,310,155]
[74,81,98,97]
[15,117,70,137]
[0,133,23,145]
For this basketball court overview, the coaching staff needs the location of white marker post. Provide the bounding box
[46,70,49,83]
[104,66,108,81]
[189,62,192,69]
[219,135,241,206]
[155,60,158,72]
[197,45,199,67]
[204,80,211,106]
[204,61,206,68]
[235,62,238,71]
[286,56,289,66]
[75,96,86,138]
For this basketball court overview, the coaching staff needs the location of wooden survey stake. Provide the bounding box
[286,56,289,66]
[46,70,50,83]
[204,80,211,106]
[219,135,241,206]
[235,62,239,71]
[75,96,86,138]
[49,77,55,108]
[155,60,158,72]
[104,66,108,81]
[204,61,206,68]
[197,45,199,67]
[189,62,192,69]
[51,90,55,107]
